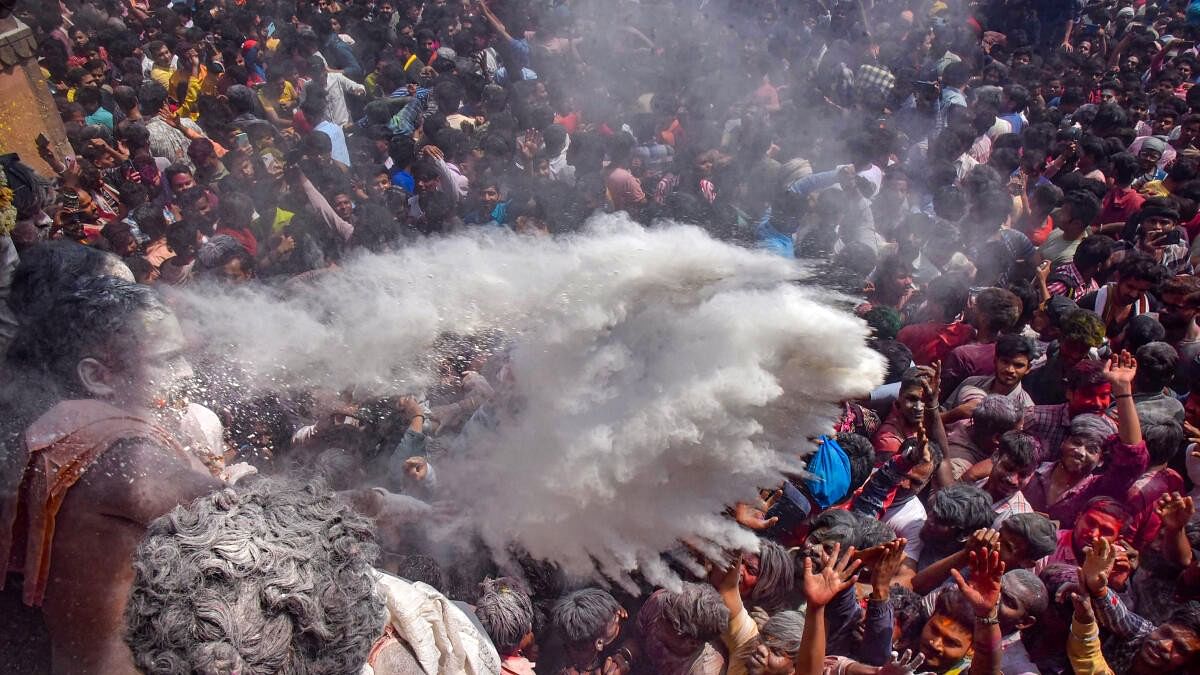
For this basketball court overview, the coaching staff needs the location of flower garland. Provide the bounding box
[0,168,15,236]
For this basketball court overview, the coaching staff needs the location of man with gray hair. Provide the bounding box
[637,582,730,674]
[475,578,535,674]
[0,277,225,674]
[939,394,1023,486]
[549,588,629,673]
[125,478,387,674]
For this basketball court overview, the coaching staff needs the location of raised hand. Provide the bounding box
[803,542,861,608]
[870,538,908,598]
[1080,538,1116,598]
[918,360,942,406]
[1102,350,1138,395]
[1071,590,1097,626]
[878,649,927,675]
[1156,492,1195,532]
[732,489,781,531]
[950,549,1004,618]
[965,528,1000,557]
[403,456,429,481]
[1036,260,1052,285]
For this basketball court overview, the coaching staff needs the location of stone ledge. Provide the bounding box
[0,17,36,70]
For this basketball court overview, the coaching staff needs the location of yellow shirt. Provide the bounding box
[170,65,211,120]
[1067,617,1114,675]
[150,65,175,89]
[1140,180,1170,198]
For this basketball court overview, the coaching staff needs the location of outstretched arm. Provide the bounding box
[1106,350,1141,445]
[1156,492,1195,568]
[796,543,861,675]
[954,550,1005,675]
[477,0,514,43]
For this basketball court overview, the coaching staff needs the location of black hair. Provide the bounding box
[1073,234,1115,273]
[927,484,994,538]
[932,588,978,631]
[995,431,1039,472]
[1166,602,1200,652]
[869,339,914,384]
[1116,252,1168,287]
[995,333,1039,363]
[974,287,1023,334]
[138,82,169,117]
[836,433,876,494]
[1110,152,1141,186]
[1060,190,1102,228]
[1168,159,1200,184]
[1134,341,1179,393]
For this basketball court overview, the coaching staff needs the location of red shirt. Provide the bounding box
[1184,211,1200,243]
[1021,214,1054,247]
[1126,467,1184,550]
[215,225,259,257]
[872,409,918,464]
[1098,187,1145,228]
[897,321,975,366]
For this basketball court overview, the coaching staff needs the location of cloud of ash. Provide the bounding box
[172,215,883,589]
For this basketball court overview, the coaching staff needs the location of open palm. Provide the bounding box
[803,542,862,608]
[951,550,1004,617]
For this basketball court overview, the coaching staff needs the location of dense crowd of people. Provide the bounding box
[7,0,1200,674]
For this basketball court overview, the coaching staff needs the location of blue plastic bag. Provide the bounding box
[803,435,852,509]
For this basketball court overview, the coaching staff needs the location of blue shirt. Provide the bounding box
[999,113,1025,134]
[85,107,114,131]
[754,208,795,258]
[390,169,415,193]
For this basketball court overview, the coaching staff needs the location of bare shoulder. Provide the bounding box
[76,437,222,526]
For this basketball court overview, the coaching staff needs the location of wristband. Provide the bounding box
[1114,393,1133,400]
[975,613,1000,625]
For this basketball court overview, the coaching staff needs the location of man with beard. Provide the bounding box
[1156,275,1200,384]
[1078,253,1166,346]
[0,278,420,673]
[0,277,224,673]
[975,431,1039,526]
[852,387,948,585]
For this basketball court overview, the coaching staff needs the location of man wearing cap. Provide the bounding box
[1130,135,1171,189]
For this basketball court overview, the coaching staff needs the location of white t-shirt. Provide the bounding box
[883,496,927,562]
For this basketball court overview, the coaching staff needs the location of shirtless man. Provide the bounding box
[0,276,222,674]
[1,276,446,673]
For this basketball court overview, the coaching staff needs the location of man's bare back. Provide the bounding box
[37,438,219,674]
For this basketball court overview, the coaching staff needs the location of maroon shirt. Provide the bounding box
[1023,435,1148,527]
[940,342,996,395]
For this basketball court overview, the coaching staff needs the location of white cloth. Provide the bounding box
[883,497,927,562]
[322,71,366,126]
[365,572,501,675]
[178,402,225,465]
